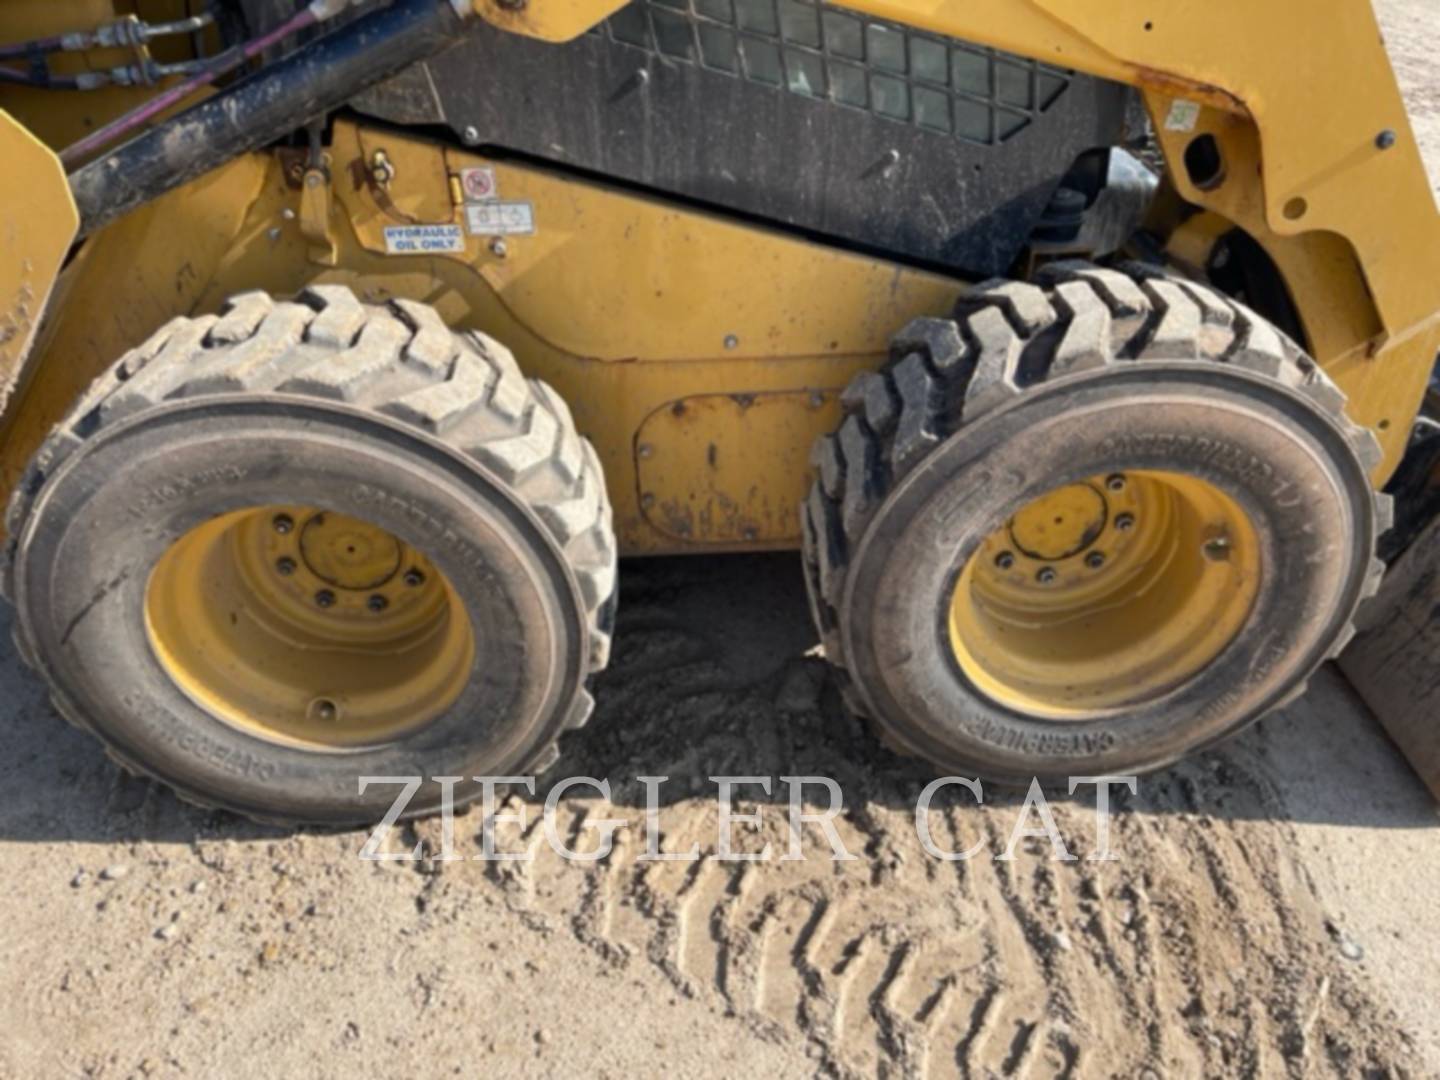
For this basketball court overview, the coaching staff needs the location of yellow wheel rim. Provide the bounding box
[949,471,1260,718]
[145,506,475,750]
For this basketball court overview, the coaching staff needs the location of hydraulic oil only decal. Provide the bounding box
[383,224,466,255]
[465,201,536,237]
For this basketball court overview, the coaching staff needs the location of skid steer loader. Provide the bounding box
[1,0,1437,823]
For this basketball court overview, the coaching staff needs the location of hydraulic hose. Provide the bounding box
[69,0,469,237]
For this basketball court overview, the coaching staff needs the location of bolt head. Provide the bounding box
[314,590,336,609]
[1105,473,1126,492]
[1202,537,1232,562]
[462,126,481,145]
[1115,513,1136,532]
[404,569,426,588]
[367,595,389,613]
[995,551,1016,570]
[724,334,739,350]
[272,513,294,535]
[1036,567,1057,584]
[1376,129,1398,150]
[1085,551,1105,569]
[309,699,338,724]
[490,238,508,257]
[275,557,296,577]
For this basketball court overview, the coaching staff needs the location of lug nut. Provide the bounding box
[272,513,295,535]
[1085,551,1105,569]
[995,551,1016,570]
[1036,567,1058,584]
[404,569,426,588]
[1115,512,1136,532]
[1202,536,1231,562]
[1105,473,1126,492]
[314,589,336,609]
[309,698,339,724]
[275,557,296,576]
[368,595,389,613]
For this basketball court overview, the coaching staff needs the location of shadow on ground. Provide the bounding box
[0,553,1434,845]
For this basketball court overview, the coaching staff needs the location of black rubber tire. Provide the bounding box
[3,286,616,825]
[802,261,1390,783]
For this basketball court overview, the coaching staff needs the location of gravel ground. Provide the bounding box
[2,3,1439,1078]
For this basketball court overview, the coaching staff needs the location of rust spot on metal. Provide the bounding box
[1132,65,1248,116]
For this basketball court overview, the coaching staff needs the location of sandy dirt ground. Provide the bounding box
[3,3,1440,1078]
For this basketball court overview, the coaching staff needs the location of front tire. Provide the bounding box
[803,262,1388,782]
[4,286,616,824]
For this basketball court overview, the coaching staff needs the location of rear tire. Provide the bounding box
[803,261,1388,782]
[3,286,616,824]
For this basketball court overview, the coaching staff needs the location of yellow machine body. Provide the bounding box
[2,0,1438,556]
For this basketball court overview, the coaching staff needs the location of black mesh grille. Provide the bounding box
[595,0,1072,145]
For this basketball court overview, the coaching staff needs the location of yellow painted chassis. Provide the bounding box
[2,0,1438,557]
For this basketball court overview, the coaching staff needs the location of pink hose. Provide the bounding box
[60,9,319,168]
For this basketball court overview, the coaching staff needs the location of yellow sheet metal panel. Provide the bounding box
[471,0,630,43]
[0,152,269,525]
[635,390,844,544]
[0,111,79,424]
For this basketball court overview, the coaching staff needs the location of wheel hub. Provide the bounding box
[951,471,1261,718]
[144,505,475,750]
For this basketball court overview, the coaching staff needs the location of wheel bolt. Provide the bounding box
[309,699,338,723]
[1115,512,1136,532]
[314,589,336,609]
[1085,551,1105,569]
[368,595,389,613]
[272,513,295,535]
[404,569,426,588]
[1203,537,1231,562]
[1105,473,1127,492]
[1036,567,1057,584]
[275,557,296,576]
[994,551,1015,570]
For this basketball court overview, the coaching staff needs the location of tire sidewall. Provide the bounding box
[13,398,587,824]
[841,364,1375,781]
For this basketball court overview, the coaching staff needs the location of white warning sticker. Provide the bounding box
[1164,99,1201,133]
[465,201,536,237]
[460,166,498,202]
[383,224,466,255]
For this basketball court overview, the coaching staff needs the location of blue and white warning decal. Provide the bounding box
[382,224,466,255]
